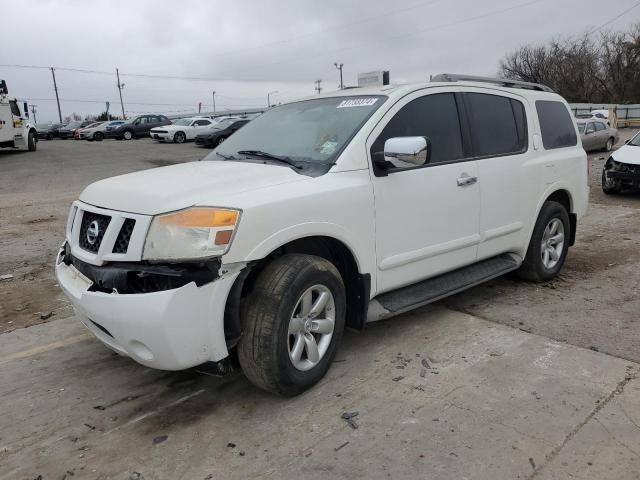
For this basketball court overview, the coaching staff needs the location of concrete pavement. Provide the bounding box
[1,305,638,480]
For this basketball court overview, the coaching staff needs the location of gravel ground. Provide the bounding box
[1,131,639,363]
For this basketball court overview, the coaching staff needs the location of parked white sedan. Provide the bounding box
[150,117,215,143]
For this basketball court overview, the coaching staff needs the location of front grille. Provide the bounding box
[78,211,111,253]
[112,218,136,254]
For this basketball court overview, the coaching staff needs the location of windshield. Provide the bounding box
[174,118,192,126]
[212,119,235,129]
[629,132,640,146]
[577,123,586,134]
[208,96,385,164]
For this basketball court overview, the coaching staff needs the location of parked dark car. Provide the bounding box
[110,115,172,140]
[58,120,94,139]
[194,119,250,147]
[36,123,64,140]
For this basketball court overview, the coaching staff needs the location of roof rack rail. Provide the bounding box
[430,73,554,93]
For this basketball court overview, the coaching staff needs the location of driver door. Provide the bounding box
[582,122,597,151]
[369,91,481,293]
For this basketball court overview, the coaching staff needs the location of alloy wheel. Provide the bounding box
[287,285,335,372]
[541,218,564,269]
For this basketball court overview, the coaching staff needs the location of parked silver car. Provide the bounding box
[577,119,618,152]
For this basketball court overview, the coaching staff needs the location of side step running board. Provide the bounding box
[367,253,522,322]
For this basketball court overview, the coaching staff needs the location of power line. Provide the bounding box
[25,97,265,107]
[0,0,550,83]
[593,0,640,32]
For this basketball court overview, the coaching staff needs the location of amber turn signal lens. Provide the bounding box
[214,230,233,245]
[157,208,238,227]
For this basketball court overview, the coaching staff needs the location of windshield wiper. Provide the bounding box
[215,152,236,160]
[237,150,302,169]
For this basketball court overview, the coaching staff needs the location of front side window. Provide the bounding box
[536,100,578,149]
[595,122,606,131]
[209,95,385,165]
[465,93,527,157]
[371,93,464,165]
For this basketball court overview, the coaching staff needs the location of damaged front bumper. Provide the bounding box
[604,159,640,188]
[55,246,241,370]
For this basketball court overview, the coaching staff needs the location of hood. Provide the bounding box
[79,160,309,215]
[611,144,640,165]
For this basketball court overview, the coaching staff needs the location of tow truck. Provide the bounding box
[0,80,37,151]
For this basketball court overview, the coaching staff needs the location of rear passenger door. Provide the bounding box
[462,90,531,260]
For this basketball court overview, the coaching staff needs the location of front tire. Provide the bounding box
[94,132,104,141]
[238,254,346,396]
[216,136,226,146]
[517,201,570,282]
[174,131,186,144]
[122,130,133,140]
[27,131,37,151]
[602,168,620,195]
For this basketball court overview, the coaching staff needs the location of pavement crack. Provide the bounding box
[526,366,639,479]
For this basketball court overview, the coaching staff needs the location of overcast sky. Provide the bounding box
[2,0,638,122]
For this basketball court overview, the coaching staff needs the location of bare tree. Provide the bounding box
[499,23,640,103]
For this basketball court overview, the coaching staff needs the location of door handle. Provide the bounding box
[457,174,478,187]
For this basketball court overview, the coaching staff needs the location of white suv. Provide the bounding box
[56,74,588,396]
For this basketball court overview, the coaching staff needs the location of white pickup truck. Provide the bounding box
[56,74,588,396]
[0,80,37,151]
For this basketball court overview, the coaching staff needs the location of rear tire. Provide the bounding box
[27,131,37,151]
[238,254,346,396]
[517,201,570,282]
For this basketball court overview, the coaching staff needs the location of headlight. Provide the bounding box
[142,207,240,260]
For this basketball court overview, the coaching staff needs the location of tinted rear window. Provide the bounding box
[465,93,527,157]
[536,100,577,149]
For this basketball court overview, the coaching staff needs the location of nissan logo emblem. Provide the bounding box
[86,220,100,245]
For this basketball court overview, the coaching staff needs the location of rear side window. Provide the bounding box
[371,93,464,165]
[535,100,577,149]
[465,93,527,157]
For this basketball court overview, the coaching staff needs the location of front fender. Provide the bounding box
[243,221,368,273]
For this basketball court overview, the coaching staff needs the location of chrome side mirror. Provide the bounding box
[383,136,430,169]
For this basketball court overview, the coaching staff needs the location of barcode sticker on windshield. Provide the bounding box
[337,98,378,108]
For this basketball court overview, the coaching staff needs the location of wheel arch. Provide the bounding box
[224,235,371,347]
[523,187,576,258]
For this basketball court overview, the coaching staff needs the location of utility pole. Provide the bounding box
[116,68,126,120]
[212,91,216,113]
[50,67,62,123]
[30,104,37,124]
[314,79,322,94]
[334,62,344,89]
